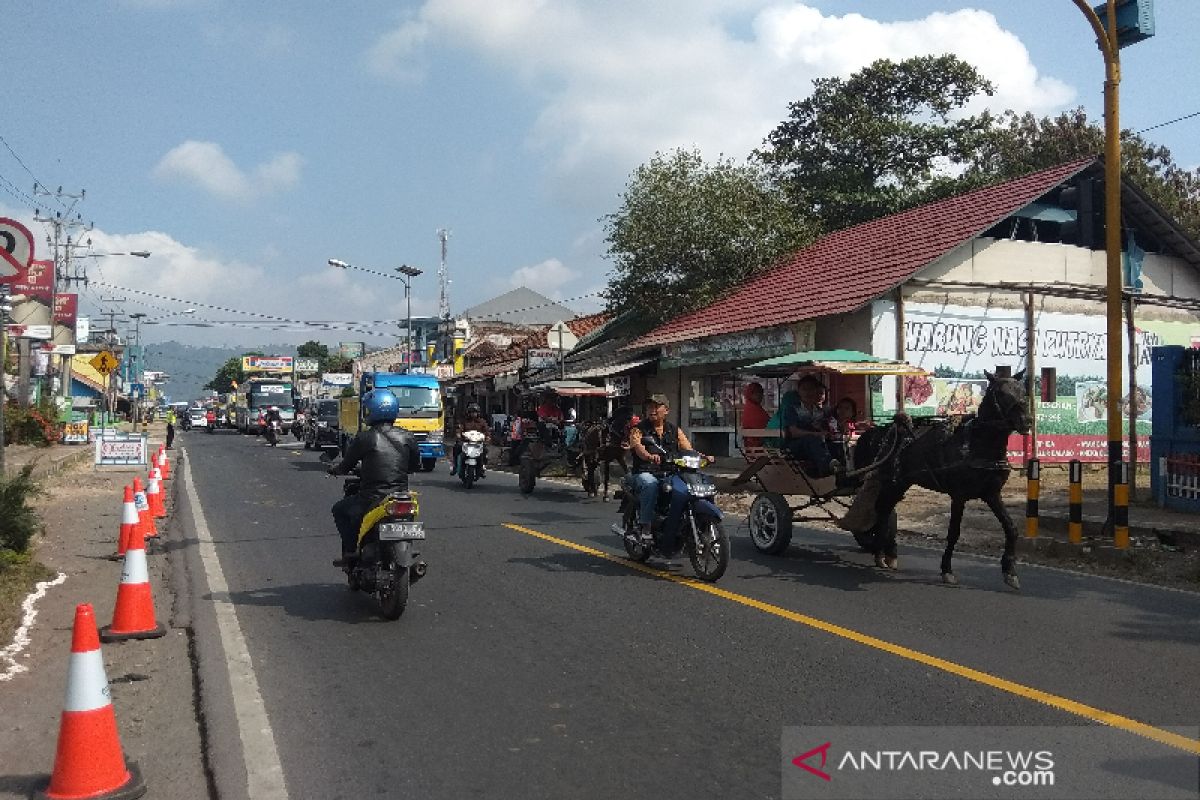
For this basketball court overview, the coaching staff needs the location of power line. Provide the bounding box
[1135,110,1200,135]
[0,132,66,211]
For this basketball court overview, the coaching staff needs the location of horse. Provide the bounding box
[852,370,1031,589]
[580,419,631,500]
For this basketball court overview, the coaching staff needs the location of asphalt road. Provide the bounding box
[178,430,1200,800]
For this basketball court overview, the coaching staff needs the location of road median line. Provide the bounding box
[502,521,1200,757]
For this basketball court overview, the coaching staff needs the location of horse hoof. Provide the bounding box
[874,554,887,569]
[1004,573,1021,590]
[942,572,959,586]
[884,557,898,571]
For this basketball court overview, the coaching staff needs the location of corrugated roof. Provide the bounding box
[630,159,1095,349]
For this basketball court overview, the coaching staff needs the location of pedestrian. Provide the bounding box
[165,407,176,449]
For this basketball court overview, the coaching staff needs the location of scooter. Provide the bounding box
[338,475,427,620]
[457,429,487,489]
[263,418,281,446]
[613,448,729,582]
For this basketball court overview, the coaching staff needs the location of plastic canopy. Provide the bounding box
[740,349,928,376]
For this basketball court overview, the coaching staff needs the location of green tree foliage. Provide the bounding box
[970,108,1200,240]
[323,355,353,373]
[296,340,329,360]
[204,357,245,393]
[603,148,814,324]
[757,55,996,232]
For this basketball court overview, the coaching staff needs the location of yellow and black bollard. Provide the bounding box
[1068,459,1083,544]
[1114,461,1130,549]
[1025,458,1040,538]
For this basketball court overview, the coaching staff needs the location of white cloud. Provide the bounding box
[153,141,303,201]
[369,2,1075,202]
[508,258,579,299]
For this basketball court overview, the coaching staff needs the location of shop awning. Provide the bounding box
[659,344,791,370]
[528,380,608,397]
[741,350,928,376]
[562,354,657,380]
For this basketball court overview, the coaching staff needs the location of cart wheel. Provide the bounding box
[749,493,793,554]
[519,461,536,494]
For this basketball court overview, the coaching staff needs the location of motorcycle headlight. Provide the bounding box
[687,481,716,497]
[426,430,444,444]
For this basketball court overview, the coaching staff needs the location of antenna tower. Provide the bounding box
[437,228,450,320]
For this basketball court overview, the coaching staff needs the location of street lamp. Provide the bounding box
[328,258,424,372]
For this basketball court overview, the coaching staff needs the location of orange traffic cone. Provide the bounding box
[39,603,146,800]
[157,448,170,481]
[131,478,157,540]
[146,469,165,519]
[100,528,166,642]
[113,486,139,560]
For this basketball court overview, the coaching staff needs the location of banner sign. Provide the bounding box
[62,420,89,443]
[94,432,148,466]
[76,316,90,343]
[242,355,294,373]
[435,364,455,379]
[6,323,51,339]
[294,357,320,375]
[605,376,630,397]
[321,372,353,386]
[338,342,365,359]
[53,293,77,324]
[872,300,1200,463]
[9,258,53,297]
[526,348,557,370]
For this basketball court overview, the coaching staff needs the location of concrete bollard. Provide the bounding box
[1114,461,1130,549]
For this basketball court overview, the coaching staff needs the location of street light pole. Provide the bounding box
[396,265,423,373]
[128,313,147,432]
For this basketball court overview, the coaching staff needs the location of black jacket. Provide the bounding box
[335,423,421,503]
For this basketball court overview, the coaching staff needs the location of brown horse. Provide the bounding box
[580,419,630,500]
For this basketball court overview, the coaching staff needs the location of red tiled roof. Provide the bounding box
[630,159,1094,349]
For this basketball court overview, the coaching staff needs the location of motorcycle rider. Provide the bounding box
[263,405,284,444]
[328,389,421,566]
[627,394,700,547]
[450,402,490,477]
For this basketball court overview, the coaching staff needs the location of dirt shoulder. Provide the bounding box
[0,454,210,800]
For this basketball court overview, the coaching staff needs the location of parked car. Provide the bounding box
[188,408,208,428]
[304,399,341,450]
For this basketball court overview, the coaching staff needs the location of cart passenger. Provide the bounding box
[628,394,699,544]
[782,375,838,475]
[740,382,769,447]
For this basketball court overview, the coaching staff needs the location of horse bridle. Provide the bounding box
[979,378,1027,431]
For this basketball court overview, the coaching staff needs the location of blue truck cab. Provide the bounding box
[339,371,445,471]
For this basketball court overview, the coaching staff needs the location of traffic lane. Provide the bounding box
[501,475,1200,733]
[184,442,1076,799]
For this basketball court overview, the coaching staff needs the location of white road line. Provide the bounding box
[181,453,289,799]
[0,572,67,682]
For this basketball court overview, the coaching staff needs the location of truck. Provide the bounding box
[336,371,445,471]
[235,376,297,434]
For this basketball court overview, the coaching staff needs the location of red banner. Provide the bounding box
[1006,434,1150,464]
[12,258,53,298]
[53,293,77,324]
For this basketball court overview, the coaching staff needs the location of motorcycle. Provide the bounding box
[457,429,487,489]
[613,448,729,582]
[293,410,307,441]
[263,418,281,446]
[338,476,427,620]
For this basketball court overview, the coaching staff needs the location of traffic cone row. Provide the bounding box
[39,445,177,797]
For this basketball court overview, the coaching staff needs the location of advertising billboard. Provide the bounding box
[242,355,294,373]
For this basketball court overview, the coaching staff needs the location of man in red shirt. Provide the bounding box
[741,382,769,447]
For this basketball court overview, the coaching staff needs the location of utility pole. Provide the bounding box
[34,186,89,405]
[437,228,451,365]
[128,313,147,431]
[0,285,12,477]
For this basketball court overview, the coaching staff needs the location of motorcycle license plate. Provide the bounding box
[466,458,477,465]
[378,521,425,541]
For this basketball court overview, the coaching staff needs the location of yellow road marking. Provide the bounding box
[503,522,1200,757]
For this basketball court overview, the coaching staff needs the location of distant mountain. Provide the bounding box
[144,341,298,403]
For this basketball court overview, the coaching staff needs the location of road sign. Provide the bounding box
[90,350,119,374]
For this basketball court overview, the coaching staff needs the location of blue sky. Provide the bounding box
[3,1,1197,350]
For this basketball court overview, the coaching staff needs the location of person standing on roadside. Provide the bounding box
[165,407,177,450]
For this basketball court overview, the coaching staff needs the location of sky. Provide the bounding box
[2,0,1198,354]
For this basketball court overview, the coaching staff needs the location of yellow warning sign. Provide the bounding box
[90,350,119,374]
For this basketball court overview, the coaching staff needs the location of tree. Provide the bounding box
[204,358,245,394]
[757,55,996,233]
[603,148,814,325]
[204,351,263,394]
[296,340,329,360]
[971,107,1200,240]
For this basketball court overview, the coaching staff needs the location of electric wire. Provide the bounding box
[1136,110,1200,136]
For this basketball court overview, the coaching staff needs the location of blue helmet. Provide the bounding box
[362,389,400,425]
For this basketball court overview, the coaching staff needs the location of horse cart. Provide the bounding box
[730,350,927,555]
[515,380,609,494]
